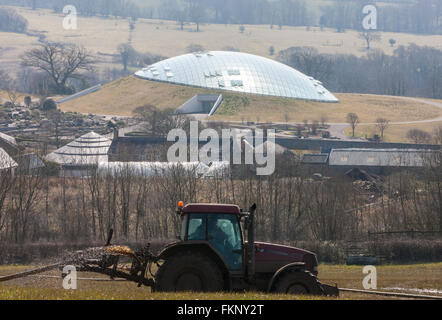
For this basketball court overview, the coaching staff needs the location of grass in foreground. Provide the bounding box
[1,263,441,300]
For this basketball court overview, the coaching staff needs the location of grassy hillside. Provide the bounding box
[59,76,441,124]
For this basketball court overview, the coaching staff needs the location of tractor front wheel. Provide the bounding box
[154,251,223,292]
[273,270,324,295]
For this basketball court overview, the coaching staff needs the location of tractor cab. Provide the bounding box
[178,203,245,271]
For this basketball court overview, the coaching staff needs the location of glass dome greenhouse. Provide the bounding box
[135,51,338,102]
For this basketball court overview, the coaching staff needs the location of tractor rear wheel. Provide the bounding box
[273,270,324,295]
[154,251,223,292]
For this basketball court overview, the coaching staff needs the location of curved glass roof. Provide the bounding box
[135,51,338,102]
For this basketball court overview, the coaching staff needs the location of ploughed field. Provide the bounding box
[1,263,441,300]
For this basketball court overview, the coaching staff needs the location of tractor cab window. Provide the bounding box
[187,213,206,240]
[207,214,243,270]
[185,213,243,271]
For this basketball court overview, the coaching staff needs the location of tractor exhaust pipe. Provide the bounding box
[247,203,257,282]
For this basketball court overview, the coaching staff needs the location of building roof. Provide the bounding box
[0,132,21,157]
[301,153,329,164]
[0,132,17,145]
[0,147,18,170]
[254,140,287,155]
[135,51,338,102]
[329,148,435,167]
[16,153,46,171]
[45,132,111,166]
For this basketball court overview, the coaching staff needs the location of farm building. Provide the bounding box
[328,148,436,173]
[16,153,46,173]
[108,133,169,162]
[301,153,329,165]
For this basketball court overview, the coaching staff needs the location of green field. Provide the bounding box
[1,263,441,300]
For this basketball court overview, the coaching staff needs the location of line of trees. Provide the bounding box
[6,41,441,100]
[0,145,440,245]
[2,0,441,34]
[278,44,442,99]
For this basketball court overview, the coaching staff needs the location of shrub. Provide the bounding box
[368,239,442,263]
[42,99,57,111]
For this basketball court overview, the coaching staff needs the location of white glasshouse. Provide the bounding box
[97,161,230,178]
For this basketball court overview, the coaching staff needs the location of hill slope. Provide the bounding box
[59,76,441,125]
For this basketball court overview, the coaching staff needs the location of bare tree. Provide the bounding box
[0,169,14,236]
[406,129,431,144]
[133,104,176,137]
[375,118,390,140]
[6,87,21,107]
[47,109,63,148]
[117,43,135,72]
[346,113,359,137]
[186,0,206,32]
[0,69,21,106]
[359,31,381,50]
[176,9,187,30]
[10,167,43,243]
[21,42,95,94]
[278,47,333,83]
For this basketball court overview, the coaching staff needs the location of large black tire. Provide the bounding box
[273,270,325,295]
[154,250,224,292]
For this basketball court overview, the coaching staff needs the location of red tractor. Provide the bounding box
[153,202,338,295]
[53,202,338,296]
